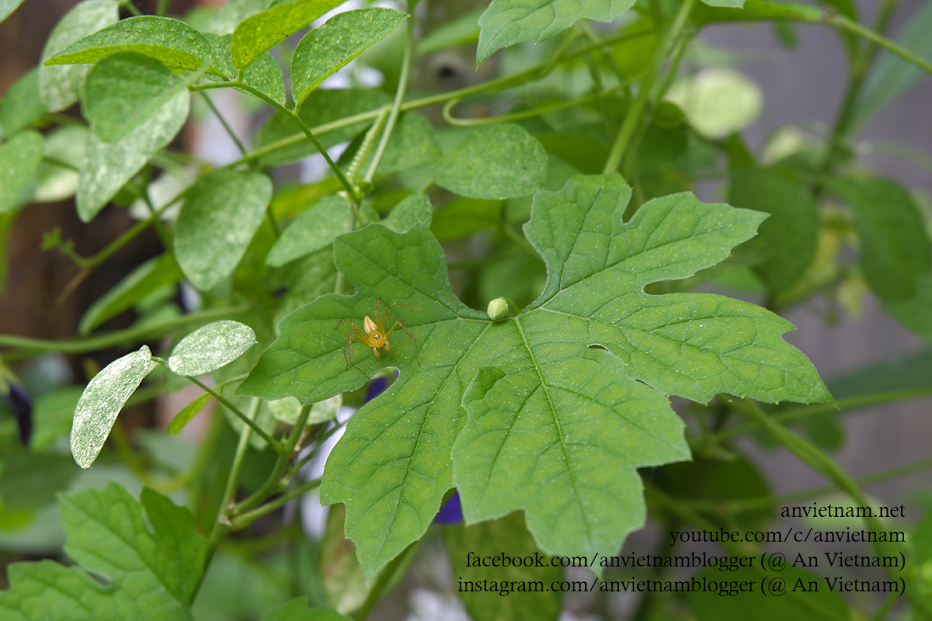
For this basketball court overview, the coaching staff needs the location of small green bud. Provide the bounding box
[487,298,509,322]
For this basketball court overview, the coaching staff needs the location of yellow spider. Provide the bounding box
[336,299,421,377]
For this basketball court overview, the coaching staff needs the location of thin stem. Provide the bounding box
[355,543,418,621]
[186,376,282,452]
[818,0,900,175]
[156,0,168,16]
[230,405,314,516]
[224,81,360,203]
[603,0,696,174]
[203,398,259,569]
[52,189,187,269]
[230,477,321,529]
[199,91,247,156]
[715,386,932,441]
[0,305,250,356]
[825,9,930,76]
[364,0,417,183]
[442,82,629,127]
[120,0,142,16]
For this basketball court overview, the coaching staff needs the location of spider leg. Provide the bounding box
[384,320,420,365]
[340,326,372,379]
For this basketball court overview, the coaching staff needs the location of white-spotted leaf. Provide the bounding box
[71,345,152,468]
[45,15,228,77]
[77,89,190,222]
[39,0,120,112]
[477,0,636,64]
[0,130,44,214]
[168,320,258,376]
[434,123,547,200]
[292,8,407,106]
[174,169,272,290]
[231,0,346,70]
[266,194,353,267]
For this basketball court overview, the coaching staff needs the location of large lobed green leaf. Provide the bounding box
[239,173,830,580]
[0,483,206,620]
[477,0,636,64]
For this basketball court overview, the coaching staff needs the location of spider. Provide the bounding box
[335,299,421,377]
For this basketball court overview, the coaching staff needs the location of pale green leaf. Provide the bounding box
[665,68,762,139]
[292,8,407,106]
[239,173,830,579]
[382,193,432,233]
[79,253,182,335]
[0,69,46,136]
[82,52,199,143]
[374,112,441,175]
[477,0,636,64]
[0,0,25,25]
[262,600,352,621]
[266,194,353,267]
[32,126,87,203]
[268,395,341,424]
[728,166,818,294]
[231,0,346,70]
[700,0,744,6]
[168,320,258,376]
[444,513,562,621]
[434,123,547,199]
[0,130,44,214]
[0,483,206,620]
[203,0,271,35]
[174,169,272,290]
[255,89,390,167]
[71,345,152,468]
[39,0,120,112]
[167,393,212,434]
[826,177,931,301]
[77,90,190,222]
[45,15,229,78]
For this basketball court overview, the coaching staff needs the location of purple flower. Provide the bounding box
[3,383,32,446]
[365,376,388,402]
[434,491,463,524]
